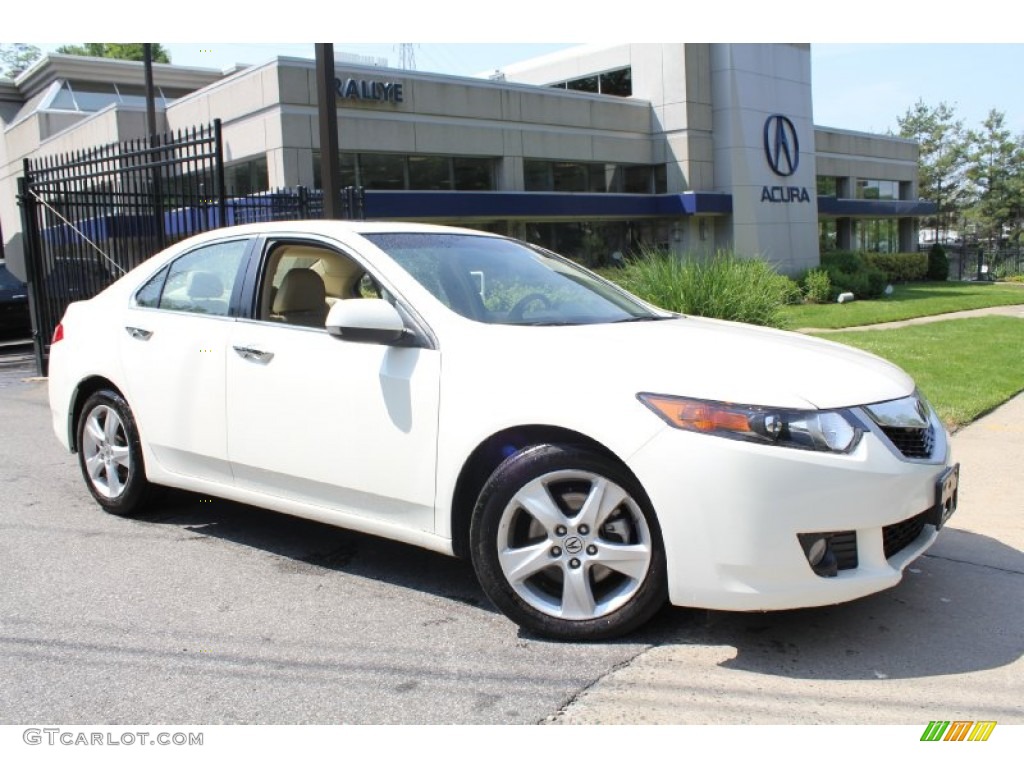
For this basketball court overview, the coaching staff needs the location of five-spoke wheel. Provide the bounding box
[471,444,666,640]
[76,389,151,516]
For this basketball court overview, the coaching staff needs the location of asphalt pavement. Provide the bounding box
[0,339,1020,726]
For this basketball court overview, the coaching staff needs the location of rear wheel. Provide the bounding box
[470,444,667,640]
[77,389,151,516]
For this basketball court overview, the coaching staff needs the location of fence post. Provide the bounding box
[16,169,46,376]
[298,185,308,219]
[213,119,227,227]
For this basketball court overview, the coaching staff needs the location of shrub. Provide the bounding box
[613,248,794,327]
[863,252,928,282]
[820,251,888,300]
[801,268,832,304]
[928,243,950,281]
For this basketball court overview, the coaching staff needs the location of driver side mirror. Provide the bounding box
[326,299,408,345]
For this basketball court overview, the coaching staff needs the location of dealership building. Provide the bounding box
[1,43,933,277]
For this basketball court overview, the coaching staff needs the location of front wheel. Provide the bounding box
[470,444,667,641]
[76,389,151,516]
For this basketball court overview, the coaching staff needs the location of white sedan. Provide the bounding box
[48,221,958,640]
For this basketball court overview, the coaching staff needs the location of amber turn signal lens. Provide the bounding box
[640,394,751,433]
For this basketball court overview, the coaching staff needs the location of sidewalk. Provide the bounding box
[798,302,1024,333]
[549,339,1024,725]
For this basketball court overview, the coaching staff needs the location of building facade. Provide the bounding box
[1,43,933,278]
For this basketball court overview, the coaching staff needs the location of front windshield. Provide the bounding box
[363,232,664,326]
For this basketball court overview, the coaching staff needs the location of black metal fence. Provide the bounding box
[16,118,373,373]
[944,245,1024,281]
[17,121,226,372]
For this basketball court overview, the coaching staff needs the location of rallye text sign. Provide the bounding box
[334,78,404,104]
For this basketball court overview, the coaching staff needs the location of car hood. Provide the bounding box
[472,316,914,411]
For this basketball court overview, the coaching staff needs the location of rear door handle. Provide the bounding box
[233,345,274,363]
[125,326,153,340]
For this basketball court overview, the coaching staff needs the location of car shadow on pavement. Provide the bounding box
[629,527,1023,679]
[135,489,497,615]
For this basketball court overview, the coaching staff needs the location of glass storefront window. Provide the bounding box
[552,162,588,192]
[313,152,494,192]
[409,155,451,190]
[550,68,632,97]
[819,219,838,251]
[453,157,494,191]
[359,154,406,190]
[565,75,599,93]
[225,157,269,196]
[817,176,838,196]
[600,68,632,97]
[853,218,899,252]
[624,165,652,194]
[525,160,553,191]
[856,179,900,200]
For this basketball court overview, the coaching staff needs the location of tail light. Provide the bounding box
[52,323,64,344]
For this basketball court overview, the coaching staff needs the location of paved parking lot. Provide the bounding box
[0,347,1021,727]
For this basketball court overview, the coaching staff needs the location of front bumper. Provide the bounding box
[628,408,955,611]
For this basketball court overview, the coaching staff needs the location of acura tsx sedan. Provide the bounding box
[48,221,958,640]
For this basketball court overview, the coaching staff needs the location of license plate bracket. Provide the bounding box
[931,463,959,529]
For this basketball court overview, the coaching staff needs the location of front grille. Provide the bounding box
[883,510,929,559]
[805,510,929,576]
[879,424,935,459]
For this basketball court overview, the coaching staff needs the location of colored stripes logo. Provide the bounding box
[921,721,997,741]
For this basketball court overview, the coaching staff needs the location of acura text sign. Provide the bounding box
[762,114,809,204]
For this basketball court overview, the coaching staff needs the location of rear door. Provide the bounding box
[118,237,252,482]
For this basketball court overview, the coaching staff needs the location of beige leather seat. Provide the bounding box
[271,269,328,327]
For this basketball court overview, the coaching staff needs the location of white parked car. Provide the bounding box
[48,222,959,640]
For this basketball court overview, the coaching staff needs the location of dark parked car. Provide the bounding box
[0,261,31,339]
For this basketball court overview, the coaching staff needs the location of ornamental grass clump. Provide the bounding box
[612,248,796,328]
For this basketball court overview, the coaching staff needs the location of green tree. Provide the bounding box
[54,43,171,64]
[0,43,42,78]
[897,100,970,242]
[966,110,1024,244]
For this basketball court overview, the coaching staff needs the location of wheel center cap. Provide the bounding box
[563,535,584,555]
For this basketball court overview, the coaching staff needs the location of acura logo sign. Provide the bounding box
[764,114,799,177]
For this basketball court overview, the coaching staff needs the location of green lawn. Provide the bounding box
[817,316,1024,430]
[782,282,1024,330]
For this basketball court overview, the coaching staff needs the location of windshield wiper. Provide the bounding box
[611,315,676,323]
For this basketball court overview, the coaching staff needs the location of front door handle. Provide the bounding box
[125,326,153,340]
[233,345,274,363]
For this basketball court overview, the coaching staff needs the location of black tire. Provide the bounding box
[76,389,152,517]
[470,444,667,641]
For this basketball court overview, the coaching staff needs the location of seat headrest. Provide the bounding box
[187,271,223,300]
[272,269,326,313]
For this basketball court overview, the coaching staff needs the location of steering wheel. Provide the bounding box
[508,292,552,321]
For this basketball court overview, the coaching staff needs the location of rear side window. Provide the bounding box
[134,240,249,316]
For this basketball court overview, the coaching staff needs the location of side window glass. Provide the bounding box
[135,265,168,308]
[155,240,248,316]
[358,272,383,299]
[260,243,386,327]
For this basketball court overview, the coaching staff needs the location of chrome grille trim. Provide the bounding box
[860,392,945,463]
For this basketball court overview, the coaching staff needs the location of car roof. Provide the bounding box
[185,220,503,241]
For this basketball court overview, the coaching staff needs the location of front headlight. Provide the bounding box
[637,393,862,454]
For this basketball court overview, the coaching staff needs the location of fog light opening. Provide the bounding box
[798,533,839,578]
[807,537,827,566]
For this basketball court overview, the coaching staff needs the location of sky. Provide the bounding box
[13,1,1024,136]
